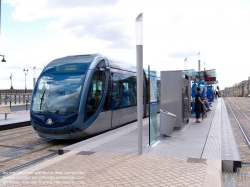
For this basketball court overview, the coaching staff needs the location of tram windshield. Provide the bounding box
[31,73,84,115]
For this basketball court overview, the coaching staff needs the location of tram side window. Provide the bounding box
[85,70,105,121]
[102,75,111,111]
[112,73,121,110]
[122,75,132,108]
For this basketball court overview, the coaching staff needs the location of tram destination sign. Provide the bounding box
[55,63,89,73]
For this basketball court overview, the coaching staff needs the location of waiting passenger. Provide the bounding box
[195,87,204,123]
[203,95,211,111]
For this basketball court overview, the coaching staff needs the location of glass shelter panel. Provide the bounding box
[149,68,158,145]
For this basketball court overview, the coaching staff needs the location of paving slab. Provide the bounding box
[0,98,235,186]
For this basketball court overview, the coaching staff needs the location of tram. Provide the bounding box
[30,54,160,139]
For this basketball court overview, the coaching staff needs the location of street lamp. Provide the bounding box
[184,57,187,70]
[198,52,200,72]
[0,54,6,62]
[135,13,143,155]
[23,68,28,93]
[10,73,13,89]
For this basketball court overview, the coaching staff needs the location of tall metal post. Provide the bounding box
[0,0,2,37]
[23,69,28,93]
[23,69,28,110]
[198,52,200,72]
[184,57,187,70]
[10,73,13,89]
[135,13,143,155]
[33,66,36,88]
[10,73,13,108]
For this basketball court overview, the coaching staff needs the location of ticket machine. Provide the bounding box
[160,70,190,129]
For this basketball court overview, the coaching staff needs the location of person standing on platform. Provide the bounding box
[195,87,204,123]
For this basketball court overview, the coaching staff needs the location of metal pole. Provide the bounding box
[10,73,13,89]
[23,69,28,110]
[148,65,150,144]
[136,13,143,155]
[184,57,187,70]
[23,69,28,93]
[198,52,200,72]
[25,74,26,93]
[0,0,2,37]
[33,66,36,88]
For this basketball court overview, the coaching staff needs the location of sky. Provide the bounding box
[1,0,250,90]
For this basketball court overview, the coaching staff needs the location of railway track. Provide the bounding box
[226,98,250,148]
[225,98,250,162]
[224,98,250,186]
[0,126,80,178]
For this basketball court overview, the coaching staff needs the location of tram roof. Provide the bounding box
[107,57,137,73]
[182,69,217,84]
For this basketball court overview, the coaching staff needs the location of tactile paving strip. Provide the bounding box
[201,99,221,159]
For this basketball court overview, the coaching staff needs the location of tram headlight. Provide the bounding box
[47,118,53,125]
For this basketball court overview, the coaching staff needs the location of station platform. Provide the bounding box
[0,98,240,186]
[0,105,30,130]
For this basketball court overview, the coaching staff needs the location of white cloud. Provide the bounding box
[4,0,119,21]
[1,0,250,90]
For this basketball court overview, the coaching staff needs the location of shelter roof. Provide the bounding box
[197,69,217,84]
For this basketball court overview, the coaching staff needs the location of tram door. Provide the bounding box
[111,73,136,127]
[121,75,134,124]
[111,73,122,127]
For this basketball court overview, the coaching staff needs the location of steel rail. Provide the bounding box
[0,152,57,178]
[228,99,250,121]
[231,98,250,112]
[0,139,52,157]
[225,99,250,147]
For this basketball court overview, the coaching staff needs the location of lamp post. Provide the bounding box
[23,69,28,93]
[33,66,36,88]
[0,54,6,62]
[10,73,13,89]
[135,13,143,155]
[23,68,28,111]
[184,57,187,70]
[198,52,200,72]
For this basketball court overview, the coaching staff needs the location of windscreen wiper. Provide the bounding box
[40,88,47,110]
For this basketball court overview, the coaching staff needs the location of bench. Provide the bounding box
[0,106,11,119]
